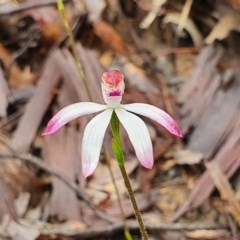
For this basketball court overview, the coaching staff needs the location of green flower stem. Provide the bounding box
[111,112,149,240]
[57,0,92,101]
[103,149,132,240]
[119,165,148,240]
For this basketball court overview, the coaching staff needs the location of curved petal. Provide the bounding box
[82,109,113,178]
[115,108,153,169]
[42,102,107,135]
[122,103,183,137]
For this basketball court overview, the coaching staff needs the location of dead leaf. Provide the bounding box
[0,66,9,117]
[174,148,204,165]
[176,0,193,37]
[11,50,62,152]
[156,185,189,219]
[93,20,129,55]
[9,65,36,89]
[206,161,240,227]
[43,126,81,220]
[139,0,167,29]
[205,13,240,44]
[185,229,230,239]
[14,192,31,217]
[1,215,39,240]
[121,62,158,93]
[0,44,36,89]
[137,165,157,195]
[163,12,203,47]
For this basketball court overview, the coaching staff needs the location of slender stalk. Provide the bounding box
[119,165,148,240]
[111,112,148,240]
[103,149,133,240]
[57,0,92,100]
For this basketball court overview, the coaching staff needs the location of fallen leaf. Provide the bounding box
[206,161,240,227]
[93,20,129,55]
[205,13,240,44]
[174,148,204,165]
[0,66,9,117]
[1,215,39,240]
[139,0,167,29]
[163,13,203,47]
[185,229,230,239]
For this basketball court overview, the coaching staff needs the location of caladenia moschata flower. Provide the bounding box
[42,70,182,178]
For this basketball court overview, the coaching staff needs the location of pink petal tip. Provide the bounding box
[41,120,59,136]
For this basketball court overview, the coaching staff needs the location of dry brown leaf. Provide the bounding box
[39,22,63,49]
[139,0,167,29]
[0,44,36,89]
[11,50,62,152]
[205,13,240,44]
[93,20,129,55]
[0,215,39,240]
[121,62,158,93]
[163,13,203,47]
[176,0,193,37]
[0,43,12,65]
[9,65,36,89]
[43,125,82,220]
[158,159,177,171]
[224,0,240,11]
[185,229,230,239]
[206,161,240,227]
[137,166,157,195]
[19,219,86,236]
[156,185,189,219]
[174,148,204,165]
[0,66,9,117]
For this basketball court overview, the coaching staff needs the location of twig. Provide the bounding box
[0,152,117,224]
[0,0,72,16]
[37,219,228,238]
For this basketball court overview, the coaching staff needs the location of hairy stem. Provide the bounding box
[119,165,148,240]
[103,149,133,240]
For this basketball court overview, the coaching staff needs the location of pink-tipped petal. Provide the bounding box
[115,108,153,169]
[82,109,113,178]
[42,102,107,136]
[122,103,183,137]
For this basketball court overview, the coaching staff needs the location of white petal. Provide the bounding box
[42,102,107,135]
[115,108,153,169]
[122,103,183,137]
[82,109,113,178]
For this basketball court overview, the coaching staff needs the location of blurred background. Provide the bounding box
[0,0,240,239]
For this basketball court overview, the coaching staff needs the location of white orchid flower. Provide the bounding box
[42,70,182,178]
